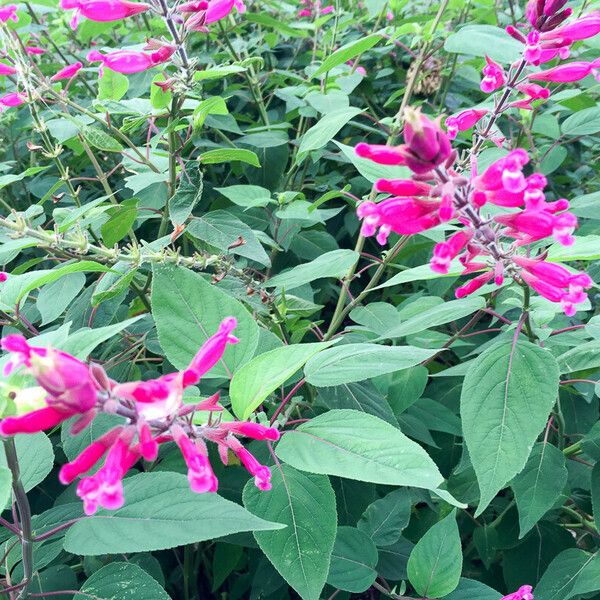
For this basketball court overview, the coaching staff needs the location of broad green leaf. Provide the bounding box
[187,210,270,266]
[266,249,359,290]
[64,472,283,555]
[169,165,203,226]
[215,184,273,209]
[444,25,523,63]
[230,341,335,419]
[313,34,382,77]
[60,315,144,359]
[200,148,260,167]
[80,562,169,599]
[82,125,124,153]
[193,96,228,129]
[444,578,502,600]
[101,199,138,247]
[535,549,600,600]
[298,107,362,155]
[243,465,336,600]
[461,340,560,515]
[304,343,438,386]
[381,297,485,339]
[327,526,378,592]
[350,302,401,336]
[374,261,464,289]
[0,166,48,190]
[245,12,307,37]
[557,340,600,373]
[472,526,499,570]
[97,67,129,101]
[151,265,259,377]
[357,488,411,547]
[407,511,462,598]
[562,106,600,136]
[336,142,410,183]
[193,65,247,81]
[547,235,600,261]
[275,409,444,491]
[0,434,54,492]
[512,442,568,537]
[37,272,85,325]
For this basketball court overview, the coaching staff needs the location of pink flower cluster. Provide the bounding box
[0,319,278,515]
[355,107,591,316]
[298,0,333,19]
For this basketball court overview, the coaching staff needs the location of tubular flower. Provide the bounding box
[50,61,83,81]
[173,426,218,493]
[501,585,534,600]
[298,0,333,19]
[60,0,151,29]
[0,92,26,110]
[0,4,18,22]
[445,109,488,139]
[182,0,246,31]
[0,63,17,75]
[86,45,175,76]
[480,56,506,93]
[526,0,571,30]
[529,59,600,82]
[226,437,273,491]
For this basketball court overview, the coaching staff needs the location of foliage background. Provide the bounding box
[2,0,600,598]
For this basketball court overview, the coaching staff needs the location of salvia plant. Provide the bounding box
[1,0,600,598]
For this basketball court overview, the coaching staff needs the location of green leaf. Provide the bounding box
[199,148,261,167]
[101,199,138,247]
[275,409,444,491]
[151,265,259,377]
[562,106,600,136]
[547,235,600,261]
[327,526,378,592]
[187,210,270,266]
[169,165,203,226]
[298,107,363,155]
[243,465,337,600]
[230,341,336,419]
[535,549,600,600]
[444,25,523,63]
[0,467,12,511]
[215,184,273,209]
[512,442,568,537]
[407,511,462,598]
[381,297,485,339]
[374,261,464,289]
[64,472,283,555]
[266,249,359,290]
[80,562,169,599]
[557,340,600,373]
[304,343,438,386]
[37,272,86,325]
[193,96,228,130]
[461,340,560,515]
[313,34,382,77]
[0,434,54,492]
[193,65,247,81]
[444,578,502,600]
[82,125,124,153]
[97,68,129,101]
[357,488,411,547]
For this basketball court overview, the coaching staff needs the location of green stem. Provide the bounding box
[4,438,33,600]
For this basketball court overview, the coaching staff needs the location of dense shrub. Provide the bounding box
[0,0,600,598]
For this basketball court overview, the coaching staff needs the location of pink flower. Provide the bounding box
[0,4,18,22]
[529,60,600,82]
[355,143,407,166]
[86,46,175,76]
[0,92,26,109]
[25,46,46,55]
[50,61,83,81]
[183,0,246,30]
[1,335,98,412]
[76,436,139,514]
[445,108,488,139]
[220,421,280,441]
[495,209,578,246]
[0,272,7,282]
[501,585,534,600]
[0,63,16,76]
[430,231,472,274]
[480,56,505,93]
[227,437,272,490]
[511,83,550,109]
[402,108,453,173]
[543,13,600,42]
[526,0,571,30]
[60,0,151,29]
[455,271,495,298]
[0,406,76,435]
[473,149,530,195]
[297,0,333,19]
[375,178,431,197]
[173,426,218,493]
[183,317,238,386]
